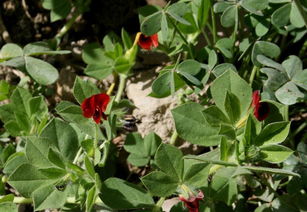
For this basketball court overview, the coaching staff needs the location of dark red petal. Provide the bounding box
[150,34,159,48]
[254,102,270,121]
[93,107,102,124]
[81,96,95,118]
[252,90,260,108]
[138,34,153,50]
[93,93,110,112]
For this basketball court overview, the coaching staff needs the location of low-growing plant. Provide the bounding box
[0,0,306,212]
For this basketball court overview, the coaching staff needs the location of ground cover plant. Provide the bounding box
[0,0,306,211]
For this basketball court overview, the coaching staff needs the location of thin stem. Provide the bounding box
[210,3,217,44]
[106,83,115,95]
[232,8,239,42]
[73,147,83,164]
[55,10,81,40]
[153,197,166,212]
[115,74,127,102]
[201,28,212,47]
[169,18,194,58]
[293,0,307,29]
[249,66,258,85]
[169,130,178,145]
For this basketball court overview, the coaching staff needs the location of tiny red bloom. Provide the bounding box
[179,191,204,212]
[137,33,159,50]
[252,90,270,121]
[81,93,110,124]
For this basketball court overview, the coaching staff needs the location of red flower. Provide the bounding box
[252,90,270,121]
[137,33,159,50]
[81,93,110,124]
[179,191,204,212]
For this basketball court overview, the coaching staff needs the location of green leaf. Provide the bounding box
[141,11,162,35]
[224,91,241,124]
[211,70,252,120]
[114,56,133,74]
[214,2,233,13]
[221,5,238,27]
[212,63,237,77]
[292,69,307,90]
[82,43,112,65]
[0,202,17,212]
[271,3,291,27]
[183,159,210,188]
[257,55,285,71]
[193,0,211,28]
[260,144,293,163]
[127,154,150,167]
[215,38,234,58]
[275,81,305,105]
[121,28,133,50]
[85,186,97,212]
[39,167,66,179]
[172,102,221,146]
[281,55,302,79]
[24,56,59,85]
[15,112,31,133]
[42,0,72,22]
[252,41,281,66]
[10,87,31,115]
[25,137,54,168]
[100,177,154,210]
[260,67,288,92]
[155,144,183,180]
[160,12,169,42]
[23,42,70,56]
[202,106,230,127]
[72,76,100,104]
[55,101,97,136]
[290,2,305,28]
[0,44,23,60]
[255,121,290,146]
[8,164,56,197]
[144,132,162,156]
[151,71,185,98]
[177,59,202,75]
[32,184,68,211]
[29,96,48,119]
[210,167,238,205]
[124,133,145,155]
[166,2,191,25]
[208,50,217,70]
[41,118,79,161]
[48,148,66,169]
[0,80,10,101]
[241,0,268,15]
[141,171,179,197]
[3,152,27,175]
[244,115,261,147]
[0,104,14,123]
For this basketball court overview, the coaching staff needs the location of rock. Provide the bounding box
[126,67,177,142]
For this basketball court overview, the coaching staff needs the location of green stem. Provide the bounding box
[153,197,165,212]
[293,0,307,29]
[73,147,83,164]
[201,29,212,47]
[169,130,178,145]
[115,74,127,103]
[169,18,194,58]
[249,66,258,85]
[55,10,81,40]
[0,196,102,205]
[232,8,239,42]
[210,4,217,44]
